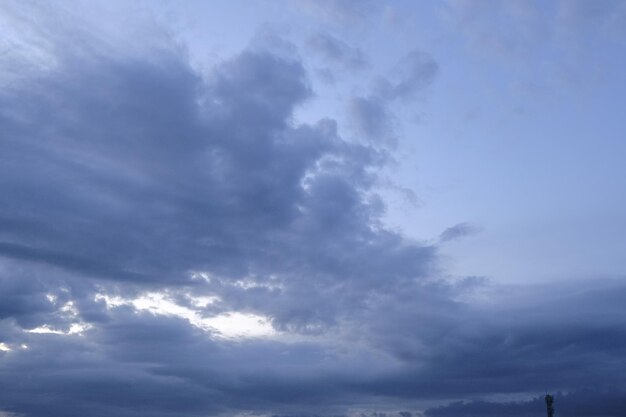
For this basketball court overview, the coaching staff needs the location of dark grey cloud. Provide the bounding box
[0,5,433,416]
[357,279,626,398]
[425,390,626,417]
[0,28,430,337]
[307,32,367,70]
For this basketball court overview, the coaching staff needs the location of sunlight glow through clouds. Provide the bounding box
[95,292,275,339]
[27,322,92,335]
[23,299,92,336]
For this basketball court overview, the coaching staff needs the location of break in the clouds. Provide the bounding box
[2,1,626,417]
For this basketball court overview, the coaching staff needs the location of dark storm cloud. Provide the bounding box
[0,313,222,417]
[346,279,626,408]
[425,390,626,417]
[1,36,375,290]
[0,5,434,416]
[1,304,385,416]
[1,23,438,336]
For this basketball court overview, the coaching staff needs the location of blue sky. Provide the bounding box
[1,1,626,417]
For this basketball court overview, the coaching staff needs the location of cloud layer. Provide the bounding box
[1,3,626,417]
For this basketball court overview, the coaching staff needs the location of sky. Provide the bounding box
[1,1,626,416]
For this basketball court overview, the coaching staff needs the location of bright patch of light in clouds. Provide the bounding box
[204,312,275,338]
[0,343,29,352]
[27,322,92,335]
[95,292,275,339]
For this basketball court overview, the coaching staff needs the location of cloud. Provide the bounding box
[439,222,482,242]
[440,0,549,59]
[425,390,626,417]
[346,48,438,146]
[307,32,367,70]
[375,49,439,102]
[557,0,626,35]
[294,0,381,24]
[2,3,626,417]
[347,96,395,146]
[0,4,435,416]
